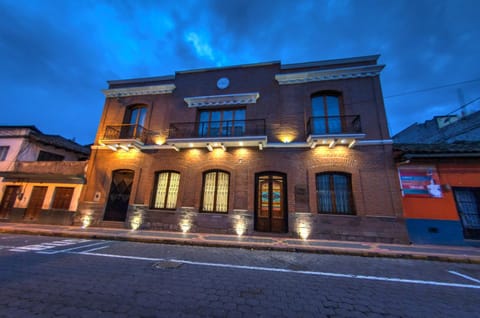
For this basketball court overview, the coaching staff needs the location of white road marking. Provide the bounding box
[73,251,480,290]
[37,241,108,254]
[9,239,91,253]
[80,245,110,253]
[448,270,480,284]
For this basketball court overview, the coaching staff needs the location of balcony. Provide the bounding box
[167,119,267,149]
[100,124,159,150]
[307,115,365,148]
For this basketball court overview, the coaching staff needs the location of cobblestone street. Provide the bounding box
[1,234,479,317]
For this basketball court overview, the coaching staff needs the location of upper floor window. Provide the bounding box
[0,146,9,161]
[152,171,180,209]
[311,93,342,134]
[316,172,355,215]
[121,105,147,139]
[37,151,64,161]
[201,170,230,213]
[51,187,74,210]
[198,108,245,137]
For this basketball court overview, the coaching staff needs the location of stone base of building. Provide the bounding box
[0,208,75,226]
[74,204,409,244]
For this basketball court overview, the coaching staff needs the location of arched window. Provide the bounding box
[121,105,147,139]
[316,172,355,215]
[152,171,180,209]
[201,170,230,213]
[311,93,342,134]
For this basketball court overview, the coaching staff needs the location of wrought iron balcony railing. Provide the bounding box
[307,115,362,136]
[103,124,152,144]
[168,119,266,139]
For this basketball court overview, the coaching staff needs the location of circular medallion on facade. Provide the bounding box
[217,77,230,89]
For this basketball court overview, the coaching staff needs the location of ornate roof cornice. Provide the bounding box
[102,84,176,97]
[184,92,260,108]
[275,64,385,85]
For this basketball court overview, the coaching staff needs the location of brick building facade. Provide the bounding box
[77,55,408,243]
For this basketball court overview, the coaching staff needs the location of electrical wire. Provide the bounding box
[384,78,480,99]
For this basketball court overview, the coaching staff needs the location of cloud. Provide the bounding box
[0,0,479,143]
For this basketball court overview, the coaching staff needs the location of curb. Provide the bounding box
[2,227,480,264]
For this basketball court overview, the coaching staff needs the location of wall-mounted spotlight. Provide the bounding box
[221,143,226,151]
[206,143,213,152]
[258,142,263,150]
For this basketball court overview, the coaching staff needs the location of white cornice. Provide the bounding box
[275,64,385,85]
[102,84,176,97]
[184,92,260,108]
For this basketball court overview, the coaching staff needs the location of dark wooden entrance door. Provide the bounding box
[104,170,134,222]
[255,172,288,233]
[24,186,47,221]
[0,186,20,218]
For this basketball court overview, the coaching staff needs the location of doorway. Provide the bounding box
[254,172,288,233]
[0,186,20,218]
[24,186,47,221]
[104,170,134,222]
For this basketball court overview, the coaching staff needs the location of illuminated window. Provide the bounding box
[152,171,180,209]
[198,109,245,137]
[316,172,355,215]
[0,146,9,161]
[121,105,147,139]
[201,170,230,213]
[51,187,74,210]
[311,93,342,134]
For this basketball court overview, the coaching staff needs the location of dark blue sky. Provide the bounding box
[1,0,479,145]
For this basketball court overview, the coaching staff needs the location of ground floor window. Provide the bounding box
[201,170,229,213]
[51,187,74,210]
[152,171,180,209]
[316,172,355,215]
[453,187,480,239]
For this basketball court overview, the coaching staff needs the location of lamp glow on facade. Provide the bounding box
[235,220,246,236]
[180,219,192,233]
[130,215,142,231]
[189,143,194,148]
[239,141,244,147]
[81,215,92,228]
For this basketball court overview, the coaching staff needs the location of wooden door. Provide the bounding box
[0,186,20,218]
[24,186,47,220]
[104,170,134,221]
[255,172,288,233]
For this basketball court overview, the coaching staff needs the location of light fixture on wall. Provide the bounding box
[258,142,263,150]
[310,140,318,149]
[348,140,356,148]
[221,143,226,151]
[329,139,337,149]
[171,144,180,152]
[107,144,119,151]
[206,143,213,152]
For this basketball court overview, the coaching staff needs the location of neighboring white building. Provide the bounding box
[0,126,90,225]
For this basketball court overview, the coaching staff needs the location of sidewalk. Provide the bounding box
[1,222,479,264]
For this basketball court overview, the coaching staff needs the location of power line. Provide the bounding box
[446,96,480,116]
[384,78,480,99]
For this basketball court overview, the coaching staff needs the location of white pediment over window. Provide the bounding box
[275,64,385,85]
[103,84,176,97]
[184,92,260,108]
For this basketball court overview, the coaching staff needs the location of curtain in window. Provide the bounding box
[154,172,180,209]
[316,173,353,214]
[202,171,229,213]
[317,174,333,213]
[203,172,217,211]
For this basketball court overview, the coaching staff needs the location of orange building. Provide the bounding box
[394,112,480,245]
[77,55,408,243]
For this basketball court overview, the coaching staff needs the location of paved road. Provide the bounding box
[1,234,479,317]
